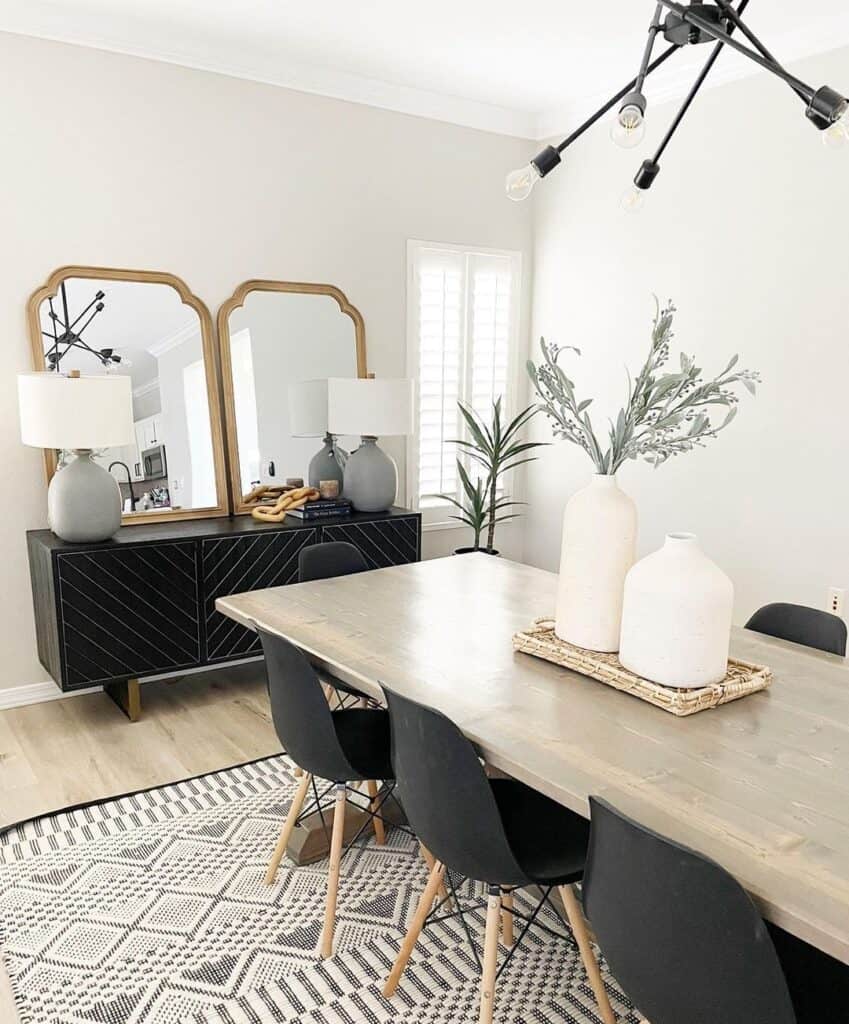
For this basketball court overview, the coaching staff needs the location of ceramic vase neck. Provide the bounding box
[590,473,618,488]
[664,532,700,553]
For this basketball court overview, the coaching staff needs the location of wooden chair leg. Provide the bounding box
[559,884,618,1024]
[319,784,348,958]
[419,843,451,908]
[294,766,304,778]
[265,771,312,885]
[479,886,502,1024]
[383,859,446,997]
[501,890,514,946]
[366,779,386,845]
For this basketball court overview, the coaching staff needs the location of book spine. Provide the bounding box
[291,509,353,521]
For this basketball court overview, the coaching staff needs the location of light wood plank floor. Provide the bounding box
[0,662,280,828]
[0,663,281,1024]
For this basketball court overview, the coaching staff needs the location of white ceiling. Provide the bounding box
[1,0,848,138]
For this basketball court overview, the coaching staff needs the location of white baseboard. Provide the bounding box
[0,657,265,711]
[0,681,102,711]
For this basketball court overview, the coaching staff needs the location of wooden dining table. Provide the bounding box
[216,553,849,965]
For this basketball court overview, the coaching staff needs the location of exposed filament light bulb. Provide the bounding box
[611,104,646,149]
[505,162,540,201]
[620,184,647,214]
[822,106,849,150]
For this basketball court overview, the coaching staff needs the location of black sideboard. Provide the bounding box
[27,508,421,720]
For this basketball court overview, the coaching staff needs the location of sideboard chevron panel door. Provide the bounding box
[322,515,421,568]
[55,542,200,688]
[201,528,317,662]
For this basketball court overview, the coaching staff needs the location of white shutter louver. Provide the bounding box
[407,242,521,521]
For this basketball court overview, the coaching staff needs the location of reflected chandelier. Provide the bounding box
[506,1,849,212]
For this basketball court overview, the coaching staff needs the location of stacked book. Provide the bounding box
[287,497,353,521]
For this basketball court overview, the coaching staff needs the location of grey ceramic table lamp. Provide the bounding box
[288,379,344,491]
[19,370,135,542]
[327,377,413,512]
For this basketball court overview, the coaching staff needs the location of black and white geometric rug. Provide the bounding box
[0,755,640,1024]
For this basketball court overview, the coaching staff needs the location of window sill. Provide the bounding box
[421,520,466,534]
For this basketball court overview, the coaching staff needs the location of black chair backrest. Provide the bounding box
[384,687,526,886]
[257,627,357,782]
[582,797,795,1024]
[745,602,847,656]
[299,541,368,583]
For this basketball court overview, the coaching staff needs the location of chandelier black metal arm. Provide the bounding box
[633,0,752,193]
[506,1,849,206]
[41,282,125,372]
[656,0,837,112]
[513,42,682,189]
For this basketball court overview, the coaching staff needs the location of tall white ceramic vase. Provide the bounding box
[619,533,734,688]
[555,474,637,652]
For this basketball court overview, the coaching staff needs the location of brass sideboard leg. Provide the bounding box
[104,679,142,722]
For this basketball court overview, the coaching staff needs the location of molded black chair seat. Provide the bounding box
[745,602,847,656]
[583,796,798,1024]
[257,627,396,958]
[490,779,588,885]
[382,687,617,1024]
[333,708,392,780]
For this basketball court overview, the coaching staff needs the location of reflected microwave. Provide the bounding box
[142,444,167,480]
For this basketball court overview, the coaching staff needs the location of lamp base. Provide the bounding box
[307,434,345,491]
[342,437,397,512]
[48,450,122,542]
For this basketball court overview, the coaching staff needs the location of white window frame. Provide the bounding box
[405,239,523,531]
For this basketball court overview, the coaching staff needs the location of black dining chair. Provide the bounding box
[257,627,395,957]
[745,602,846,656]
[299,540,369,583]
[298,541,372,706]
[581,796,849,1024]
[381,687,616,1024]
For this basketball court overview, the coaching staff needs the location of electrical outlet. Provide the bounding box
[827,587,845,617]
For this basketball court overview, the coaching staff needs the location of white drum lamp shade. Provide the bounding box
[327,378,413,513]
[327,378,414,437]
[18,372,134,543]
[288,379,328,438]
[18,372,134,450]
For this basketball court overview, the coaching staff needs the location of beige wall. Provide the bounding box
[0,32,533,692]
[523,45,849,624]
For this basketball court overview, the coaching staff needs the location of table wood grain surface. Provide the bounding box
[217,554,849,963]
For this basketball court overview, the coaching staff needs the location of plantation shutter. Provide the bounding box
[407,242,521,520]
[412,248,464,508]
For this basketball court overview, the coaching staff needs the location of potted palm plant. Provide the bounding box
[437,398,546,555]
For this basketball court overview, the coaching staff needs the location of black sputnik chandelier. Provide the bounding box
[506,1,849,212]
[42,283,130,372]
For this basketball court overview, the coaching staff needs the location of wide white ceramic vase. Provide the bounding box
[619,533,734,688]
[554,474,637,652]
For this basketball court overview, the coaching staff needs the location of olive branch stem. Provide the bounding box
[526,298,760,474]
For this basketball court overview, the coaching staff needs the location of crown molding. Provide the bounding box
[1,11,846,143]
[147,322,198,358]
[0,24,538,139]
[132,377,160,400]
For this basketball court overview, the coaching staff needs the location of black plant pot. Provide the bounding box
[453,546,500,556]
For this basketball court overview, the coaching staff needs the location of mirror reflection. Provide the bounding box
[225,289,364,501]
[37,276,219,516]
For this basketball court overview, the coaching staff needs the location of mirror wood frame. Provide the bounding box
[218,280,368,516]
[27,265,230,526]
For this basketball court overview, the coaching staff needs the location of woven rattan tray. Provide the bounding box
[513,618,772,716]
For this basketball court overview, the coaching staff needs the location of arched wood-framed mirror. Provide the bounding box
[218,280,368,515]
[27,266,229,525]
